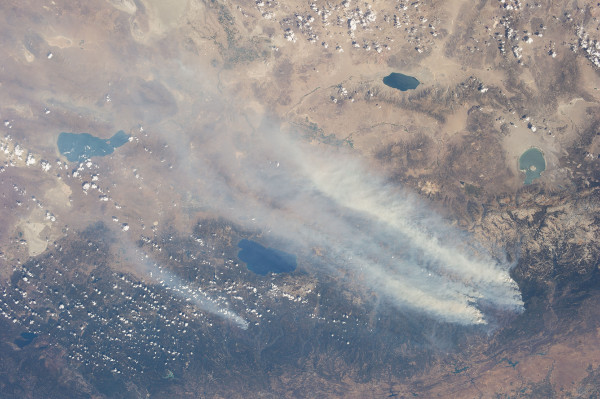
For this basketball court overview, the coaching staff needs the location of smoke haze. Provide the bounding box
[148,84,524,326]
[115,60,524,327]
[127,244,250,330]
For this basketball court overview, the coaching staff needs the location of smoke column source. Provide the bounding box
[132,246,250,330]
[176,117,525,326]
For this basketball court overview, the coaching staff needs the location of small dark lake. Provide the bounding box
[14,332,37,348]
[383,72,420,91]
[58,130,130,162]
[237,239,297,276]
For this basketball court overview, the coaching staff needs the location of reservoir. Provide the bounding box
[58,130,130,162]
[14,332,37,348]
[237,239,297,276]
[383,73,420,91]
[519,148,546,185]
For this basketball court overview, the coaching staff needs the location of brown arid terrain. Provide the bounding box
[1,0,600,397]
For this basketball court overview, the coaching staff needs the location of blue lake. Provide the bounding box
[14,332,37,348]
[383,72,420,91]
[519,148,546,185]
[58,130,130,162]
[237,239,297,276]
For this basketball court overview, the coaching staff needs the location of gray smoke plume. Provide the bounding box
[156,100,524,325]
[124,241,250,330]
[118,60,524,326]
